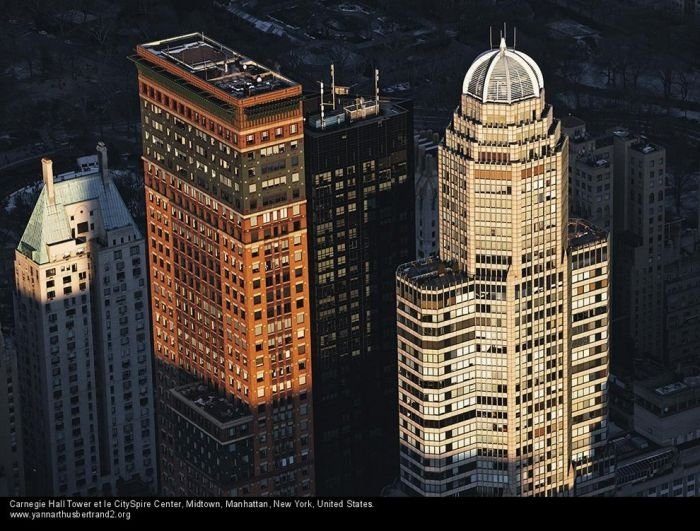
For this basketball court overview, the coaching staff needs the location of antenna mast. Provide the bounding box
[375,68,380,102]
[320,81,325,130]
[331,64,336,110]
[319,67,337,129]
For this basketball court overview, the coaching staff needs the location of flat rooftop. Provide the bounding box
[397,257,470,290]
[632,370,700,417]
[569,133,614,149]
[636,372,700,401]
[631,140,663,155]
[560,115,586,129]
[138,33,297,99]
[612,432,658,462]
[172,383,250,425]
[568,218,607,248]
[305,97,408,132]
[582,156,610,169]
[568,132,590,144]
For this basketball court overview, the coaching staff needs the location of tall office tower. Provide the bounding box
[304,80,413,494]
[14,149,157,495]
[415,131,439,259]
[561,117,614,232]
[395,38,611,497]
[568,220,614,496]
[0,327,24,496]
[132,33,313,496]
[612,132,666,367]
[664,246,700,366]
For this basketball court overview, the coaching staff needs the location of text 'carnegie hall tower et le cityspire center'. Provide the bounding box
[396,38,612,497]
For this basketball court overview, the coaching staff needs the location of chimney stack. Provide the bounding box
[42,158,55,205]
[96,141,110,187]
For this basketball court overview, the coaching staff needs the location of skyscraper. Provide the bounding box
[131,33,314,495]
[0,326,24,496]
[568,220,614,496]
[561,117,614,232]
[612,132,666,367]
[14,148,156,495]
[664,242,700,367]
[395,38,611,496]
[304,79,414,494]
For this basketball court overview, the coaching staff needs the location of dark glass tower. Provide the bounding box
[304,86,414,494]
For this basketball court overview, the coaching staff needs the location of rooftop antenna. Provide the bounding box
[375,68,380,102]
[331,64,336,110]
[320,81,325,130]
[489,26,493,49]
[513,27,517,50]
[503,22,506,44]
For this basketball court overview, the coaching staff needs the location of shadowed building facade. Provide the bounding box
[131,33,314,495]
[0,327,24,496]
[14,150,157,495]
[304,88,414,494]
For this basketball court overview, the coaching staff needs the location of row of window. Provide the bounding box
[140,84,300,148]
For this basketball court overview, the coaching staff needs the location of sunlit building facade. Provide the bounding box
[132,33,314,495]
[396,39,612,496]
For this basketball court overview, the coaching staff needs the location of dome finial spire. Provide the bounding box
[462,40,544,103]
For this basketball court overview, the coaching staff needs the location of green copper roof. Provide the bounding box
[18,171,140,265]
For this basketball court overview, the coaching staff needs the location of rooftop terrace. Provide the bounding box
[137,33,297,100]
[171,383,251,426]
[397,257,470,290]
[582,156,611,169]
[631,139,663,155]
[568,218,608,248]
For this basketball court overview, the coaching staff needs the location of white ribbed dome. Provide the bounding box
[462,38,544,104]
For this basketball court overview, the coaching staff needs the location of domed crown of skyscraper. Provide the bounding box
[462,37,544,104]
